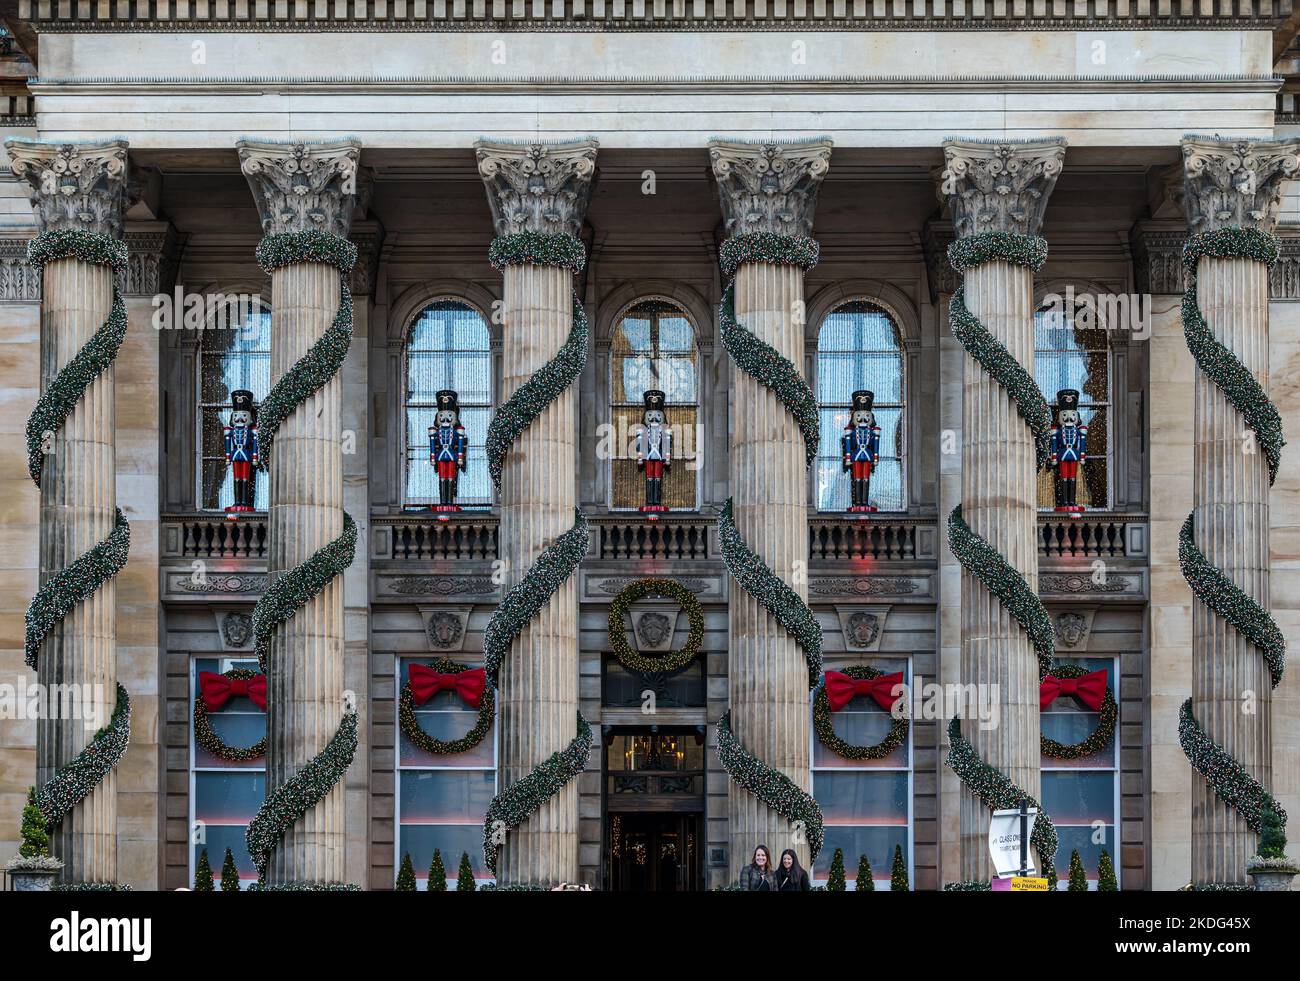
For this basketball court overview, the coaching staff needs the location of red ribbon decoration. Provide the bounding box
[199,671,267,712]
[409,664,487,709]
[1039,669,1108,711]
[824,670,905,713]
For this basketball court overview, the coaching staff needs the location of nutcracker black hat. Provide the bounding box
[851,390,875,413]
[642,389,667,422]
[230,389,257,422]
[1055,389,1080,414]
[435,390,460,419]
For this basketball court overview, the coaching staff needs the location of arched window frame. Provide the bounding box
[398,294,495,511]
[193,294,271,513]
[602,291,705,513]
[807,285,917,514]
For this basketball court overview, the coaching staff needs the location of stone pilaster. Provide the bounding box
[238,138,361,884]
[7,139,129,884]
[709,138,831,879]
[1180,137,1300,886]
[475,138,597,886]
[940,138,1066,884]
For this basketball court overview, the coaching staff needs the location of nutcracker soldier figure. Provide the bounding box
[428,390,469,517]
[223,389,259,519]
[1051,388,1088,515]
[636,389,672,517]
[842,390,880,513]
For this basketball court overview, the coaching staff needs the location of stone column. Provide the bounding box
[6,139,129,884]
[238,138,361,885]
[475,139,597,886]
[1180,138,1299,886]
[709,139,831,878]
[939,139,1066,883]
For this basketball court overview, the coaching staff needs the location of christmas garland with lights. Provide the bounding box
[943,232,1057,885]
[1178,228,1288,853]
[813,666,909,761]
[399,656,495,756]
[21,230,134,849]
[717,710,824,861]
[480,233,593,883]
[1039,664,1118,761]
[193,669,266,763]
[945,717,1058,886]
[244,230,359,887]
[606,577,706,674]
[482,712,592,879]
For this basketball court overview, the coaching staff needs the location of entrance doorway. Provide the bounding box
[608,813,701,892]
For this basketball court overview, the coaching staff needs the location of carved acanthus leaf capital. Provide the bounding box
[236,139,361,238]
[5,139,130,238]
[1181,137,1300,234]
[708,138,832,237]
[938,138,1067,238]
[474,139,599,238]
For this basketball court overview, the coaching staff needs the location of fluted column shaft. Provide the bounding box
[958,261,1040,883]
[727,261,812,876]
[37,256,118,883]
[1191,256,1272,885]
[498,262,579,885]
[266,261,346,884]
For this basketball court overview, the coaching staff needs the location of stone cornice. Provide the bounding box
[474,138,598,238]
[236,138,362,237]
[708,138,832,238]
[939,137,1067,238]
[4,138,130,238]
[1181,136,1300,233]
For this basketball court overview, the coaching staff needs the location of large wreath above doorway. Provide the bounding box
[607,578,705,674]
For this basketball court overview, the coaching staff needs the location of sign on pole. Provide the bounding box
[989,807,1038,878]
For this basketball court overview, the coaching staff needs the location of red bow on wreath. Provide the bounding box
[409,664,486,709]
[199,671,267,712]
[1039,670,1108,711]
[824,671,905,713]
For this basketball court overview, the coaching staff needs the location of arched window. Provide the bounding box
[1034,296,1111,509]
[197,306,271,512]
[609,299,700,511]
[403,299,492,509]
[815,301,905,512]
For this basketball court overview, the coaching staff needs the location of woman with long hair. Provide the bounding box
[737,844,776,891]
[775,848,811,891]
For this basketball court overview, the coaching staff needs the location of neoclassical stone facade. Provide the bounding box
[0,8,1298,892]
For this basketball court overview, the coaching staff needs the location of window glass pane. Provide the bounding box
[194,771,266,824]
[814,825,909,888]
[398,824,490,889]
[192,824,258,888]
[603,660,706,708]
[811,771,909,881]
[1052,823,1118,885]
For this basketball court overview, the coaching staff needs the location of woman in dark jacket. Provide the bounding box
[737,844,776,891]
[775,849,811,891]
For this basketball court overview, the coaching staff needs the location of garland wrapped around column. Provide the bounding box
[480,232,592,881]
[22,230,133,861]
[1178,227,1288,854]
[943,231,1057,889]
[243,230,360,890]
[715,232,825,860]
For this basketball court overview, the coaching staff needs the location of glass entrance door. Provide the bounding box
[608,813,701,892]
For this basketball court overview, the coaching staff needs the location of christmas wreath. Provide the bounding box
[193,669,267,763]
[1039,665,1117,760]
[399,658,495,756]
[606,578,705,674]
[813,667,909,761]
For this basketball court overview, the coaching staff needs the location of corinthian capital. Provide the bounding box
[474,139,599,238]
[1181,137,1300,234]
[5,139,130,238]
[708,139,832,238]
[237,139,362,238]
[939,138,1067,238]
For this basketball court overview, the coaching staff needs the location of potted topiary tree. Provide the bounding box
[396,853,417,891]
[826,848,846,891]
[856,854,874,892]
[220,848,241,892]
[1067,849,1088,892]
[1246,806,1298,891]
[1097,849,1118,892]
[890,844,909,892]
[4,788,62,891]
[428,849,447,892]
[456,852,476,892]
[194,849,215,891]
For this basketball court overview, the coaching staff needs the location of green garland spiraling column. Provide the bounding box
[1178,228,1288,859]
[243,230,359,889]
[945,718,1059,886]
[479,232,592,883]
[22,230,133,868]
[943,232,1057,888]
[714,232,824,858]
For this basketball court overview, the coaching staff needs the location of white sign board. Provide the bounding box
[989,808,1038,878]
